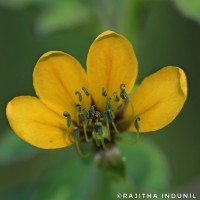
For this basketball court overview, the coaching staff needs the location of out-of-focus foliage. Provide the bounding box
[0,130,38,163]
[35,0,92,36]
[35,139,169,200]
[0,135,169,199]
[0,0,159,38]
[0,0,53,9]
[119,138,170,192]
[1,0,200,199]
[173,0,200,22]
[0,0,94,36]
[0,0,34,9]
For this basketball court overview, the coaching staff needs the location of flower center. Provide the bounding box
[63,84,140,157]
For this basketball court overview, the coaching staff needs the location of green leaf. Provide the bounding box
[35,158,100,200]
[118,137,170,193]
[35,0,92,36]
[118,0,153,45]
[0,0,33,9]
[35,138,170,200]
[0,130,39,163]
[173,0,200,22]
[0,0,55,10]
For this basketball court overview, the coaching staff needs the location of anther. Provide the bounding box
[63,111,69,117]
[88,105,95,119]
[120,83,129,100]
[134,117,140,132]
[93,122,108,150]
[76,104,82,112]
[78,113,87,124]
[75,91,82,102]
[120,83,126,91]
[120,90,128,100]
[104,109,119,134]
[104,109,114,123]
[79,113,92,143]
[102,87,107,96]
[82,86,90,96]
[113,92,120,102]
[63,111,71,127]
[94,122,103,136]
[83,108,90,118]
[106,97,113,110]
[92,122,103,146]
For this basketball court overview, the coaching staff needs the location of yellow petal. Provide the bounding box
[6,96,71,149]
[33,51,90,120]
[87,31,138,111]
[124,66,187,132]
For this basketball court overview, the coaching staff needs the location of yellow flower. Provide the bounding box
[6,31,187,155]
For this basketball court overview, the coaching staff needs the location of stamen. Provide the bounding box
[78,113,92,142]
[63,83,140,153]
[131,117,141,144]
[74,127,80,140]
[76,104,82,126]
[103,111,111,141]
[106,97,113,110]
[105,109,119,134]
[114,84,128,114]
[92,124,101,147]
[94,122,104,135]
[63,111,71,127]
[78,113,87,125]
[120,85,128,100]
[112,122,119,134]
[88,105,95,119]
[76,104,82,112]
[82,86,90,96]
[75,91,82,102]
[83,108,90,118]
[105,109,114,123]
[117,117,140,144]
[94,111,101,121]
[115,101,125,115]
[93,122,108,150]
[73,127,90,157]
[119,131,139,145]
[63,111,74,143]
[113,92,120,102]
[102,87,107,96]
[119,83,135,117]
[91,105,96,110]
[103,110,108,123]
[134,117,140,132]
[120,83,126,91]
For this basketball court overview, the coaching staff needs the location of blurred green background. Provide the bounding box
[0,0,200,199]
